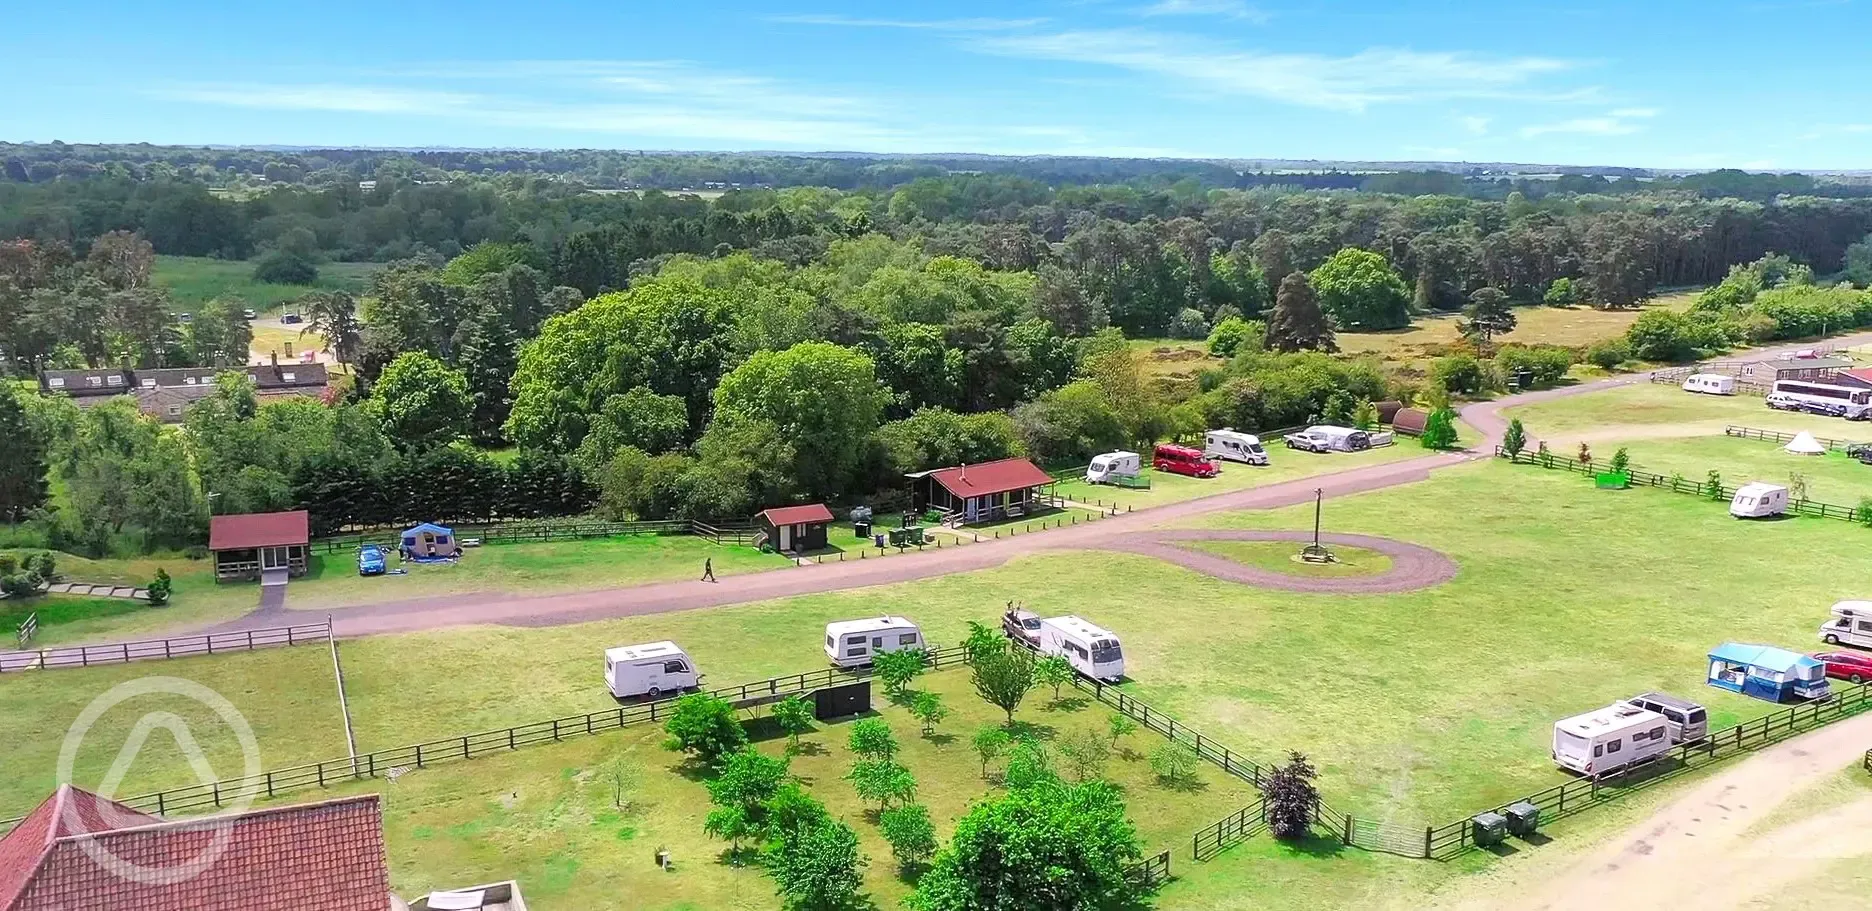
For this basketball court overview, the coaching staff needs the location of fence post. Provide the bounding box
[157,791,165,815]
[416,744,424,768]
[1342,812,1352,845]
[1424,826,1433,858]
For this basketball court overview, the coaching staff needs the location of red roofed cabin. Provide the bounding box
[908,457,1056,525]
[208,510,310,582]
[0,785,393,911]
[755,503,834,553]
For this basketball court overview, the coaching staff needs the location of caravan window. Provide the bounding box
[1648,726,1666,741]
[845,646,867,658]
[1593,744,1604,757]
[1091,640,1123,663]
[1606,739,1622,754]
[663,660,688,673]
[1066,642,1089,660]
[847,635,867,644]
[826,635,835,649]
[898,633,919,646]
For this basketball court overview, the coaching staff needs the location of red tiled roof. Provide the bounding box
[0,786,156,911]
[4,792,388,911]
[926,458,1053,499]
[207,511,310,551]
[1842,367,1872,383]
[758,503,835,526]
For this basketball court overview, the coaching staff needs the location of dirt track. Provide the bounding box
[1096,529,1460,594]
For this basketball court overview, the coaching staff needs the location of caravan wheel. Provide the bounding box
[646,686,662,699]
[1825,635,1841,645]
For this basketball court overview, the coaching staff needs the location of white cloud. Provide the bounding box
[976,30,1583,112]
[766,15,1046,31]
[1137,0,1272,23]
[1459,115,1491,135]
[1518,108,1655,138]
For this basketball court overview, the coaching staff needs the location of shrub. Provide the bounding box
[24,551,54,580]
[1610,447,1631,475]
[252,249,319,285]
[879,803,938,871]
[1495,345,1575,387]
[1261,751,1321,840]
[0,574,36,599]
[848,718,899,761]
[1004,740,1057,791]
[1857,497,1872,528]
[1543,277,1580,307]
[662,694,747,767]
[772,696,814,753]
[1429,355,1487,393]
[1149,742,1199,788]
[1420,409,1458,450]
[1584,337,1631,371]
[1706,469,1724,500]
[1169,307,1210,340]
[765,816,867,911]
[146,568,172,606]
[0,555,16,575]
[970,645,1035,722]
[1205,317,1261,358]
[1351,399,1378,430]
[1107,715,1138,748]
[1502,418,1528,459]
[1625,310,1697,362]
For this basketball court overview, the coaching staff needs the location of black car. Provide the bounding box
[1801,400,1848,418]
[1849,444,1872,466]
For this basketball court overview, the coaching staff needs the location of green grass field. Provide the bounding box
[1505,382,1862,442]
[1053,441,1432,512]
[0,550,255,645]
[1596,434,1872,506]
[7,458,1868,908]
[153,255,381,314]
[1186,541,1394,578]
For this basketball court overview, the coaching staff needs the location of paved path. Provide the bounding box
[1097,529,1460,594]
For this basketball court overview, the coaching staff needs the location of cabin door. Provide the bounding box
[779,524,792,551]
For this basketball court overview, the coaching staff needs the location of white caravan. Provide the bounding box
[1730,482,1789,518]
[1680,373,1737,395]
[1551,703,1673,777]
[1084,451,1141,484]
[605,641,701,699]
[824,616,925,668]
[1038,615,1125,682]
[1204,429,1270,466]
[1818,601,1872,648]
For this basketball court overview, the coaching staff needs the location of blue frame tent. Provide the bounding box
[1706,642,1830,703]
[399,523,459,561]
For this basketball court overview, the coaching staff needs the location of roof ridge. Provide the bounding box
[52,794,381,846]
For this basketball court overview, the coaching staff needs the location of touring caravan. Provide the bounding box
[605,641,701,699]
[824,616,925,668]
[1551,703,1673,777]
[1084,451,1141,484]
[1729,482,1789,518]
[1203,429,1270,466]
[1818,601,1872,648]
[1681,373,1737,395]
[1038,615,1125,682]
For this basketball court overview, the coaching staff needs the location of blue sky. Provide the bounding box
[4,0,1868,169]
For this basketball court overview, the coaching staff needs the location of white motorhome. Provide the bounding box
[1730,482,1789,518]
[824,616,925,668]
[1037,615,1125,682]
[1551,703,1673,777]
[1819,601,1872,648]
[1681,373,1737,395]
[1204,429,1269,466]
[1084,451,1141,484]
[605,641,701,699]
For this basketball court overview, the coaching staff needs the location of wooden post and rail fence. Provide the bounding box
[0,621,332,673]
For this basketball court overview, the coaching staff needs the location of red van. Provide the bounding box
[1152,443,1219,478]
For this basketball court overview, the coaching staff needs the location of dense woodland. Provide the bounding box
[6,146,1872,554]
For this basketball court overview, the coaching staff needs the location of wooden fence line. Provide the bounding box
[1497,447,1870,524]
[0,621,331,674]
[1724,424,1867,453]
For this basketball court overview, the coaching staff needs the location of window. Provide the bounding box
[847,635,867,645]
[1662,709,1684,724]
[1606,739,1622,754]
[282,372,296,382]
[185,376,198,385]
[1857,620,1872,633]
[872,637,883,649]
[663,660,688,674]
[86,376,102,387]
[1688,709,1706,723]
[1649,726,1666,741]
[825,635,834,649]
[898,633,919,646]
[47,378,64,388]
[106,375,123,386]
[1593,744,1604,757]
[845,646,867,658]
[166,405,182,416]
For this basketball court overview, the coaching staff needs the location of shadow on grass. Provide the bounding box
[922,732,956,747]
[1152,774,1208,794]
[1275,833,1347,858]
[1003,720,1059,742]
[1043,695,1091,713]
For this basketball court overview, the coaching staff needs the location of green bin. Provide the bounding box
[1471,811,1507,847]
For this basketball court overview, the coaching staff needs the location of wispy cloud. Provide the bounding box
[766,14,1047,31]
[1519,107,1657,138]
[977,29,1585,112]
[1459,115,1491,136]
[1137,0,1271,23]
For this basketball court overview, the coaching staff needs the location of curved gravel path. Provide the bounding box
[1099,529,1460,594]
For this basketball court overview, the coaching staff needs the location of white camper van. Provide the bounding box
[824,616,925,668]
[1681,373,1737,395]
[1084,451,1141,484]
[1203,429,1269,466]
[1730,482,1789,518]
[1551,703,1673,777]
[1819,601,1872,648]
[605,641,701,699]
[1037,615,1124,682]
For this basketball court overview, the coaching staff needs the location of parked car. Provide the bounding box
[242,308,257,320]
[357,545,387,576]
[1812,651,1872,684]
[1801,400,1849,418]
[1765,392,1802,412]
[280,313,303,324]
[1284,429,1332,452]
[1848,444,1872,466]
[1002,605,1042,648]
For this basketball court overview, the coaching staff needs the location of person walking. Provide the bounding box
[701,557,716,582]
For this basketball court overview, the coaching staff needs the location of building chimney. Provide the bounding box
[960,463,967,481]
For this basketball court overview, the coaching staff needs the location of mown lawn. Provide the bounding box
[1590,434,1872,507]
[281,535,790,612]
[233,669,1250,910]
[1185,540,1394,578]
[0,550,255,644]
[1505,382,1865,441]
[153,255,381,313]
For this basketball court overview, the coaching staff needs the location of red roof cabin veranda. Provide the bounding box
[908,457,1057,525]
[208,510,310,583]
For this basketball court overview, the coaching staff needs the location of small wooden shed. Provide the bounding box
[756,503,834,553]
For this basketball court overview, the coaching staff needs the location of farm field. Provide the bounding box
[223,669,1250,910]
[153,255,381,313]
[7,458,1871,908]
[1339,293,1695,367]
[1053,440,1432,511]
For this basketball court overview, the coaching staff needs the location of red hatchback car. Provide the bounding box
[1812,651,1872,684]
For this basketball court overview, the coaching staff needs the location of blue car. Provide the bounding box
[357,545,387,576]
